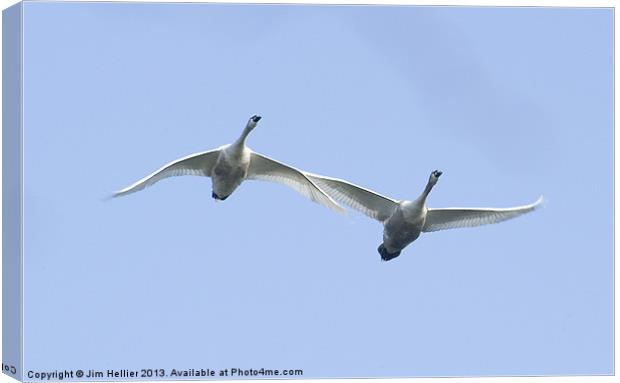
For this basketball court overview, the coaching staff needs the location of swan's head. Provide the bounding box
[429,170,442,185]
[247,115,262,129]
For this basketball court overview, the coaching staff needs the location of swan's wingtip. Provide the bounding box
[102,193,118,202]
[103,189,128,201]
[533,195,546,208]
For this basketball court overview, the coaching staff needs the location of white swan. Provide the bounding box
[306,170,543,261]
[111,115,344,213]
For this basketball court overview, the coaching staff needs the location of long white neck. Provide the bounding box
[231,123,253,150]
[415,178,436,205]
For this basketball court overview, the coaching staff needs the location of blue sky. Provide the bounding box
[19,2,612,378]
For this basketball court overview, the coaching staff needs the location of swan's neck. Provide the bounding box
[231,125,253,150]
[416,181,435,204]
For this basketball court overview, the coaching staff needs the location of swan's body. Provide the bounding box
[307,171,542,261]
[111,115,344,213]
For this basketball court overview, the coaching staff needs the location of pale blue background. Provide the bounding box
[21,2,612,378]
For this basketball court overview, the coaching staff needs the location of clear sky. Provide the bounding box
[20,2,612,378]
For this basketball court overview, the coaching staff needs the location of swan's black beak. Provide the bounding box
[251,115,262,123]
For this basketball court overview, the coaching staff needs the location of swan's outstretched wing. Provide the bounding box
[246,152,345,213]
[422,196,543,232]
[305,173,399,222]
[111,150,221,198]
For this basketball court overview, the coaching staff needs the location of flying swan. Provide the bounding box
[110,115,344,213]
[306,170,543,261]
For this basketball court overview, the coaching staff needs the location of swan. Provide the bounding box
[306,170,543,261]
[111,115,344,213]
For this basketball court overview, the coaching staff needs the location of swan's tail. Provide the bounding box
[378,244,401,261]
